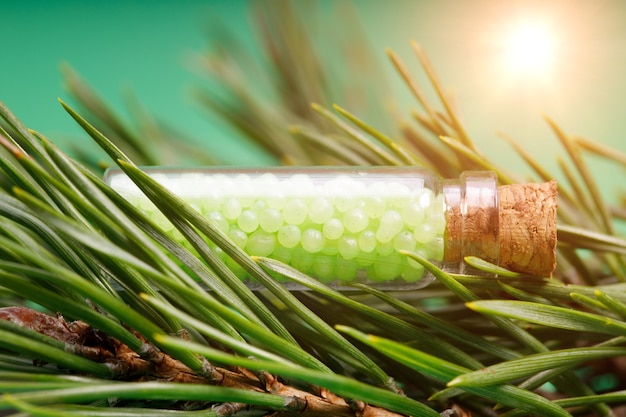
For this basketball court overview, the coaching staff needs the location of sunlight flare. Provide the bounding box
[506,22,555,75]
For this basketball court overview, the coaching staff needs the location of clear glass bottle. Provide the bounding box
[105,167,554,287]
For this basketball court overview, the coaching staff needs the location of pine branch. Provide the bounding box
[0,306,408,417]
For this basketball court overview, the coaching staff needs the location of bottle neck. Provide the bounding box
[442,171,499,273]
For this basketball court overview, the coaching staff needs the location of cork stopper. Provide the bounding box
[497,180,558,277]
[444,176,558,277]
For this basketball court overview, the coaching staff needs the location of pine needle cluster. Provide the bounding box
[1,2,626,416]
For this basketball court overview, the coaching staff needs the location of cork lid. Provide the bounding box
[497,180,558,277]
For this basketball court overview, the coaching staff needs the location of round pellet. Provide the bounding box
[344,207,369,234]
[283,199,308,225]
[309,197,334,224]
[376,210,403,243]
[338,235,359,260]
[301,228,325,253]
[259,208,284,233]
[277,225,301,248]
[323,218,344,240]
[238,210,259,233]
[246,230,276,257]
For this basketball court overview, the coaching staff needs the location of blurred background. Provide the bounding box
[1,0,625,194]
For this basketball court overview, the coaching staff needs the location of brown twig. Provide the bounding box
[1,306,406,417]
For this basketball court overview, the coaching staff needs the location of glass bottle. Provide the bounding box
[105,166,557,288]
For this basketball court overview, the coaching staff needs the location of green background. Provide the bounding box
[1,0,625,196]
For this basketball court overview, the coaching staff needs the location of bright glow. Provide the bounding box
[506,23,555,75]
